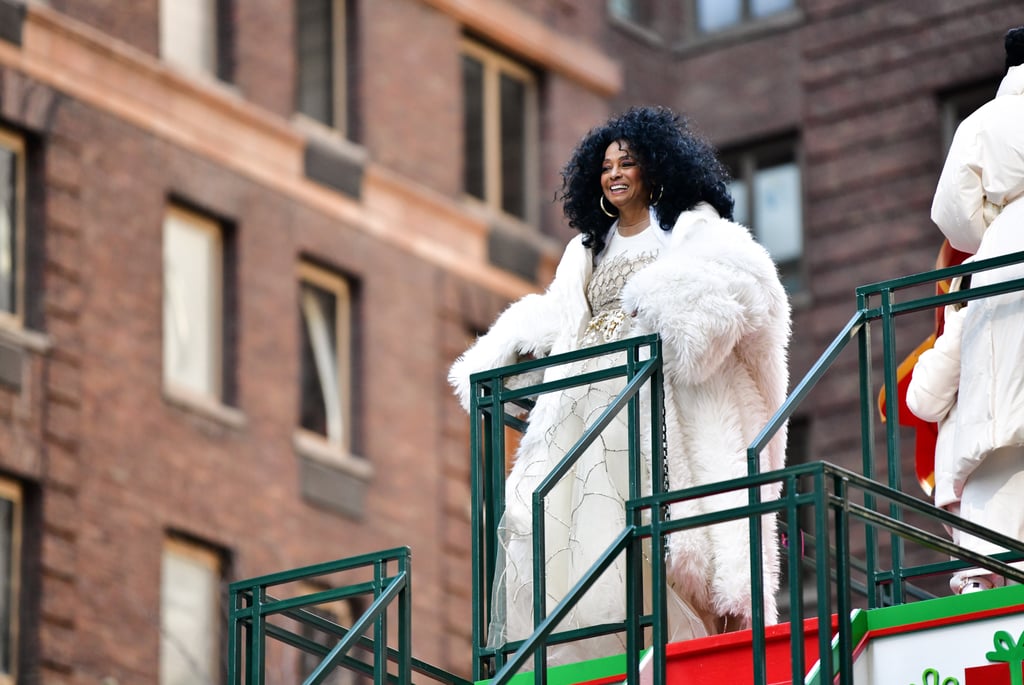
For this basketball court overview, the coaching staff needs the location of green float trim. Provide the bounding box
[475,652,629,685]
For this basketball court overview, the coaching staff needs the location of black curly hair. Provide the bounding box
[1007,26,1024,72]
[558,105,734,255]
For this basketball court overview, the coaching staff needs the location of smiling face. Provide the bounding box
[601,140,649,221]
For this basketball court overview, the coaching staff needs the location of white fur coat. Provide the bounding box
[450,203,792,626]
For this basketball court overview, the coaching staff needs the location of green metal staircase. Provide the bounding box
[227,251,1024,685]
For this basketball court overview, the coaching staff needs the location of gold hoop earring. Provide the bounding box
[600,195,617,218]
[650,186,664,206]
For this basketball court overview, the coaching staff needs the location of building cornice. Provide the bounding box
[420,0,622,97]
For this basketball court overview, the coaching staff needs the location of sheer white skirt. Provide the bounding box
[485,347,707,667]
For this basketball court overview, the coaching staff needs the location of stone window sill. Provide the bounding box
[163,384,247,429]
[293,430,373,520]
[0,323,52,354]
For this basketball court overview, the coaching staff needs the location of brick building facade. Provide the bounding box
[0,0,1019,682]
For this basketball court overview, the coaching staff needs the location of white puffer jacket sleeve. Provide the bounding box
[906,304,966,423]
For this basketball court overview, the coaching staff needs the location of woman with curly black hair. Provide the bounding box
[560,105,734,255]
[450,106,791,665]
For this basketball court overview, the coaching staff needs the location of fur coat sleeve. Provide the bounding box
[620,214,788,388]
[448,237,588,411]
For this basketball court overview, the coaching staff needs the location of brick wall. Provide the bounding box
[0,0,614,681]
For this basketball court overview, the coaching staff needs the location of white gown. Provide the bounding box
[487,227,708,667]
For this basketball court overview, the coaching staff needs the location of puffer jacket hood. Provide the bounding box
[931,64,1024,253]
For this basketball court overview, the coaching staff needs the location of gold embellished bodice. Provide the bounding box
[580,251,659,347]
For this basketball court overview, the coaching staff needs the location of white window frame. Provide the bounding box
[160,537,222,685]
[298,262,352,453]
[159,0,219,76]
[296,0,350,136]
[0,128,26,329]
[162,205,224,403]
[461,39,539,225]
[0,478,22,685]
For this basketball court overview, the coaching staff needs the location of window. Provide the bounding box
[0,479,22,685]
[299,262,353,453]
[693,0,794,34]
[939,80,1000,154]
[462,39,538,223]
[163,205,224,401]
[296,0,355,137]
[160,0,231,79]
[723,140,804,292]
[608,0,655,26]
[160,538,222,685]
[297,589,367,684]
[0,128,25,328]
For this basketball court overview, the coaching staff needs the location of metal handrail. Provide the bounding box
[226,250,1024,684]
[631,460,1024,684]
[469,334,665,681]
[227,547,472,685]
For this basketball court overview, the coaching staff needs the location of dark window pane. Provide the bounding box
[610,0,655,25]
[462,54,485,201]
[216,0,235,82]
[300,282,338,436]
[777,259,803,293]
[939,81,999,153]
[499,73,527,219]
[299,601,369,684]
[297,0,334,125]
[0,146,16,315]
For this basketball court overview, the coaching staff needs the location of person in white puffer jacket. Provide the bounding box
[909,26,1024,594]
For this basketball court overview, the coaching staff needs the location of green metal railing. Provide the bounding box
[629,460,1024,684]
[226,547,471,685]
[856,249,1024,609]
[468,334,666,681]
[468,250,1024,684]
[225,250,1024,684]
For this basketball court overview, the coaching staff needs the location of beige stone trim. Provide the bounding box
[421,0,622,97]
[293,429,373,481]
[163,384,247,429]
[362,165,489,262]
[0,325,52,354]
